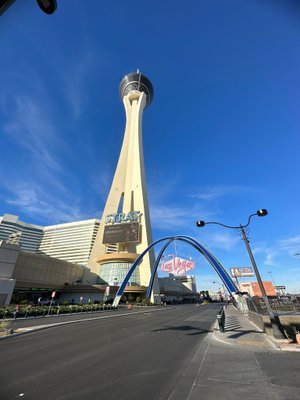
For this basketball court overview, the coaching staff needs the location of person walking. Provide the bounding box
[13,304,20,319]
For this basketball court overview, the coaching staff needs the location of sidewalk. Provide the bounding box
[213,304,300,352]
[170,305,300,400]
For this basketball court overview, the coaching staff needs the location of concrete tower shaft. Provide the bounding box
[88,73,159,300]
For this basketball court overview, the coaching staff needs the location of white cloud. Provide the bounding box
[278,235,300,255]
[64,51,99,119]
[4,95,63,172]
[3,180,96,225]
[150,203,215,231]
[252,234,300,268]
[204,232,240,251]
[252,243,279,266]
[148,177,183,203]
[187,184,254,201]
[90,167,113,202]
[263,250,279,266]
[150,205,195,230]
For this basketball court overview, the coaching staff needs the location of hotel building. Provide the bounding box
[38,219,100,266]
[0,214,43,253]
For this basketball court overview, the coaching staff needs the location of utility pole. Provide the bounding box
[240,226,285,340]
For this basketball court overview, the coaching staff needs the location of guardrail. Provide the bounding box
[217,306,225,333]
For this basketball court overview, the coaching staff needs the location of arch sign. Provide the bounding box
[112,235,238,307]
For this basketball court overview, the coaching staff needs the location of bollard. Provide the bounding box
[217,307,225,333]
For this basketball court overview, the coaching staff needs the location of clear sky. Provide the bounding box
[1,0,299,293]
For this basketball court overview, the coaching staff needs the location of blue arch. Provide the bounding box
[112,235,238,307]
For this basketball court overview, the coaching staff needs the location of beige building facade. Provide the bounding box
[159,275,198,303]
[0,241,19,305]
[0,240,86,305]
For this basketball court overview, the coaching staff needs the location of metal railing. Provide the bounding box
[217,306,225,332]
[247,296,300,315]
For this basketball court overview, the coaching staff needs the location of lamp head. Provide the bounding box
[36,0,57,14]
[256,209,268,217]
[196,220,206,227]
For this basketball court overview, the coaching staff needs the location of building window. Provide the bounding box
[100,262,140,286]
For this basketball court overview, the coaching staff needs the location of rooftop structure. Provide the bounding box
[0,214,43,253]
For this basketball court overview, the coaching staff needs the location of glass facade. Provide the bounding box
[100,262,140,286]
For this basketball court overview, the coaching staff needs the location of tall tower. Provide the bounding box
[88,72,159,301]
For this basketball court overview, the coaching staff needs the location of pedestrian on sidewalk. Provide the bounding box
[13,304,20,319]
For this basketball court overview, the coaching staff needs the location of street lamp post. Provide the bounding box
[268,271,276,287]
[196,209,286,340]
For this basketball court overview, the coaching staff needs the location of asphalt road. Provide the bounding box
[9,307,140,329]
[0,304,220,400]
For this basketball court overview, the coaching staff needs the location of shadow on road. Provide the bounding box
[226,330,262,339]
[151,325,211,335]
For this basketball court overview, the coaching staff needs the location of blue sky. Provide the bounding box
[1,0,299,293]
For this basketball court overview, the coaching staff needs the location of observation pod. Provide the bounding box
[119,72,154,107]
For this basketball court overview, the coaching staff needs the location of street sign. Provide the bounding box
[103,222,140,244]
[161,255,195,276]
[230,267,254,277]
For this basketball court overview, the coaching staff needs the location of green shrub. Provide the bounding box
[285,324,300,342]
[0,319,11,335]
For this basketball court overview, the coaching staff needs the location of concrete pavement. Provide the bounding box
[213,304,300,352]
[168,305,300,400]
[1,304,300,399]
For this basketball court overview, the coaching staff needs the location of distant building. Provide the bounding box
[0,214,43,253]
[158,274,198,303]
[208,289,227,301]
[0,240,100,305]
[0,214,100,267]
[239,281,276,297]
[38,219,100,266]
